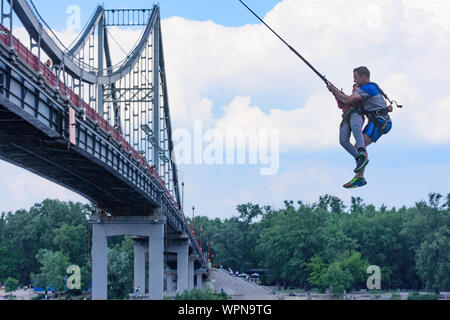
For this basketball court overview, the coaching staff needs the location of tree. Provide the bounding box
[306,255,327,291]
[428,192,443,210]
[400,199,448,289]
[416,226,450,293]
[322,225,357,262]
[308,250,368,295]
[350,197,365,214]
[80,262,92,292]
[4,277,19,298]
[381,266,393,291]
[337,250,369,290]
[1,209,40,285]
[256,204,328,288]
[317,194,346,214]
[444,193,450,210]
[321,261,352,299]
[0,237,17,281]
[212,214,261,273]
[107,238,133,299]
[0,199,90,286]
[52,223,87,266]
[236,203,262,224]
[31,249,71,296]
[3,193,447,299]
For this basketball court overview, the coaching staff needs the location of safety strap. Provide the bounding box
[368,82,402,108]
[367,109,390,133]
[340,106,364,128]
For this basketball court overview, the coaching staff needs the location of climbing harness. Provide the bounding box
[369,82,403,109]
[361,82,395,133]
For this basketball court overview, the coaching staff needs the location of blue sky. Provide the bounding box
[21,0,283,29]
[2,0,450,219]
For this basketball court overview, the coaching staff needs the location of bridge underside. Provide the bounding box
[0,95,159,216]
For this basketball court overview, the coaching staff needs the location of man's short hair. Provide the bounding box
[353,66,370,78]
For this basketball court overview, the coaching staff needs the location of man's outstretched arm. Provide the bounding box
[327,82,363,105]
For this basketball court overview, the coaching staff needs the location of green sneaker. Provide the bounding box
[354,153,369,173]
[343,177,367,189]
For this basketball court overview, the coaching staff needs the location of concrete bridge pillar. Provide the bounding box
[147,223,164,300]
[195,272,203,289]
[165,270,175,293]
[91,216,165,300]
[167,241,189,293]
[92,223,108,300]
[188,258,195,290]
[132,237,147,294]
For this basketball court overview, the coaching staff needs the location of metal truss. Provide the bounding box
[104,9,154,26]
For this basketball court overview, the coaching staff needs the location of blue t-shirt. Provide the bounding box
[357,83,387,112]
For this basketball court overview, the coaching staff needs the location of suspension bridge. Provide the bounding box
[0,0,207,299]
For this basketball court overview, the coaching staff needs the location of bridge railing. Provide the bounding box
[0,24,153,179]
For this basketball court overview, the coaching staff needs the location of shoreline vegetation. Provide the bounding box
[0,193,449,300]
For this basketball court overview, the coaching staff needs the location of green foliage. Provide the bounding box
[31,293,45,300]
[174,287,230,300]
[307,250,369,298]
[31,249,71,294]
[407,292,440,300]
[195,212,262,273]
[52,223,87,267]
[350,196,365,214]
[416,226,450,293]
[4,277,19,294]
[1,194,449,300]
[306,255,327,291]
[107,237,133,300]
[200,194,450,293]
[390,292,401,300]
[256,204,328,287]
[321,261,352,298]
[318,194,346,214]
[80,262,92,292]
[337,250,369,289]
[236,203,263,224]
[0,199,91,285]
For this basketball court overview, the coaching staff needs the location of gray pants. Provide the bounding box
[339,111,365,159]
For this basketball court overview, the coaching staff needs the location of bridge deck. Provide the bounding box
[0,94,159,216]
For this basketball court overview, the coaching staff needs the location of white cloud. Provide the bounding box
[12,0,450,147]
[413,96,450,144]
[214,93,341,152]
[159,0,450,147]
[0,162,87,213]
[4,0,450,218]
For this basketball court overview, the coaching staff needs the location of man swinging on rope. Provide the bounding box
[236,1,401,188]
[327,66,392,188]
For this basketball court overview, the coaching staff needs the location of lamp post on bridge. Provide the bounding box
[181,182,184,212]
[199,225,203,254]
[192,205,195,235]
[207,241,211,264]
